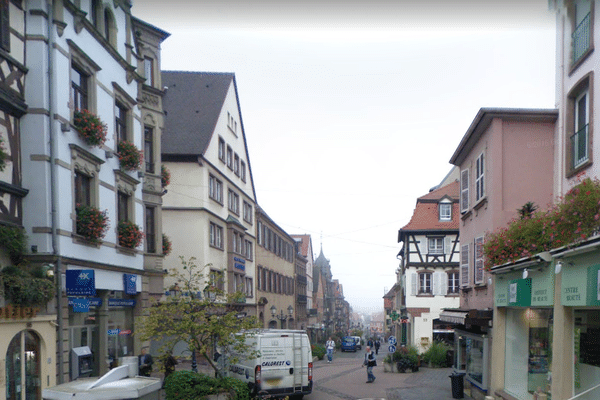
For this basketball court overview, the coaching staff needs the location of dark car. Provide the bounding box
[341,336,357,352]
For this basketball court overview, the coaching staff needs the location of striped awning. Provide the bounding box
[439,310,468,324]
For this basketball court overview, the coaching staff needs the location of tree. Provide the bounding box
[139,256,260,376]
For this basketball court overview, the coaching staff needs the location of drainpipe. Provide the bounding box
[47,0,65,383]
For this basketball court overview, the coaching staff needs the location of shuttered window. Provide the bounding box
[474,236,485,284]
[461,244,470,287]
[461,169,469,213]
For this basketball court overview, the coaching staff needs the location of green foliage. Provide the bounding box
[484,177,600,267]
[0,225,27,264]
[1,264,55,307]
[422,341,451,367]
[164,371,250,400]
[139,257,261,376]
[311,344,325,360]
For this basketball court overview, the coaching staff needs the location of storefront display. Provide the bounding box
[454,330,489,390]
[574,309,600,400]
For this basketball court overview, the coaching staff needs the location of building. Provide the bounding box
[255,205,296,329]
[397,181,461,352]
[313,247,333,339]
[449,108,557,399]
[292,234,317,335]
[294,244,308,330]
[161,71,257,319]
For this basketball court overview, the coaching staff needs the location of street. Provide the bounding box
[307,350,460,400]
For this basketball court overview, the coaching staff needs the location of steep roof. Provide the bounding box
[399,180,460,233]
[161,71,234,157]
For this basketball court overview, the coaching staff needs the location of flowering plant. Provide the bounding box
[74,110,108,147]
[0,135,7,171]
[117,140,143,171]
[484,176,600,267]
[76,204,110,243]
[161,164,171,187]
[162,233,172,256]
[117,220,144,249]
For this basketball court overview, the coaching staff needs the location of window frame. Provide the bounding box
[226,146,233,169]
[460,244,470,287]
[209,222,224,249]
[241,160,246,182]
[209,174,223,204]
[218,137,226,162]
[566,73,594,177]
[439,202,452,221]
[209,269,225,291]
[144,57,154,87]
[474,236,485,285]
[243,201,253,224]
[145,206,157,254]
[475,153,485,202]
[460,169,469,213]
[418,271,433,295]
[144,126,155,174]
[428,237,444,255]
[228,189,240,215]
[447,270,460,294]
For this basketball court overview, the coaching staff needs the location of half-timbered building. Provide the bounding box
[397,180,461,352]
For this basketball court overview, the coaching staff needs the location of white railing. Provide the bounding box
[568,382,600,400]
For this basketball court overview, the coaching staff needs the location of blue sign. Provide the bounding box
[66,270,96,296]
[108,298,136,307]
[389,345,396,353]
[388,336,397,346]
[123,274,137,295]
[234,263,245,271]
[69,298,102,307]
[71,298,90,313]
[108,329,120,336]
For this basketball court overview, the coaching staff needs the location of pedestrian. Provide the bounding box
[326,337,335,363]
[375,339,380,355]
[367,338,374,348]
[138,348,154,377]
[163,351,177,383]
[362,345,377,383]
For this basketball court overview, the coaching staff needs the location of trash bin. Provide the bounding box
[449,373,465,399]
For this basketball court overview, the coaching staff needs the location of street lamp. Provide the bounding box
[271,305,294,329]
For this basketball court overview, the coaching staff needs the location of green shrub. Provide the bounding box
[164,371,251,400]
[422,341,451,367]
[311,343,325,360]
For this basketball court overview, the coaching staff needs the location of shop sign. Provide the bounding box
[66,269,96,296]
[119,329,132,335]
[495,268,553,307]
[108,298,136,307]
[108,329,120,336]
[71,298,90,313]
[561,263,600,306]
[68,298,102,307]
[234,257,246,271]
[123,274,137,295]
[508,278,532,307]
[531,266,554,306]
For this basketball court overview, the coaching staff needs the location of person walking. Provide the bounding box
[163,351,178,383]
[326,337,335,363]
[374,339,380,355]
[363,345,377,383]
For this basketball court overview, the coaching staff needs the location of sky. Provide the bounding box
[132,0,557,314]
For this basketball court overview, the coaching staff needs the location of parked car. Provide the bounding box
[341,336,357,352]
[352,336,362,350]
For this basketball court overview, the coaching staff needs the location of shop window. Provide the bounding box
[6,330,41,400]
[574,309,600,398]
[455,331,489,390]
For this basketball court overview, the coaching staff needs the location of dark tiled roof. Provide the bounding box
[400,181,460,232]
[162,71,234,156]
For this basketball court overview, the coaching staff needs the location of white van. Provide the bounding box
[226,329,313,399]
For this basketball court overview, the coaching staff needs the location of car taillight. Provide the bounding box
[308,362,313,381]
[255,365,261,386]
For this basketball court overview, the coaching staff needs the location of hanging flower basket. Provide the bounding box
[0,135,8,171]
[162,233,172,256]
[73,109,108,147]
[118,220,144,249]
[76,204,110,243]
[161,164,171,188]
[117,140,143,171]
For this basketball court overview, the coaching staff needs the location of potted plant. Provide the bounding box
[117,220,144,249]
[161,164,171,187]
[73,109,108,147]
[76,204,109,243]
[163,233,172,256]
[117,140,143,171]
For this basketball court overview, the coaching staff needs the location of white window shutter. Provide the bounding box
[461,244,470,286]
[410,273,417,296]
[461,169,469,212]
[444,236,452,255]
[422,237,428,255]
[441,272,448,295]
[433,272,441,296]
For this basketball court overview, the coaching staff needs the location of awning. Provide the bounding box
[439,310,468,324]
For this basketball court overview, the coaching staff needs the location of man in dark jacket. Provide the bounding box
[139,348,154,377]
[362,346,376,383]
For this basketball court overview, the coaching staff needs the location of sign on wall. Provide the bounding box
[66,270,96,296]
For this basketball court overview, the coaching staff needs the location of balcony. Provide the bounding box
[297,275,307,285]
[297,294,307,304]
[572,12,591,64]
[571,124,589,168]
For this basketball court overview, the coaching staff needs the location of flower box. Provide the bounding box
[76,205,109,243]
[161,164,171,187]
[117,140,143,171]
[117,220,144,249]
[163,233,172,256]
[73,110,107,147]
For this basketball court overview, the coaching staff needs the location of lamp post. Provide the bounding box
[271,305,293,329]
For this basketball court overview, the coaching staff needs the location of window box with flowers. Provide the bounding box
[163,233,172,256]
[73,110,108,147]
[117,140,143,171]
[76,204,110,243]
[118,220,144,249]
[161,164,171,188]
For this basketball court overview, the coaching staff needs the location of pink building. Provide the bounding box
[447,108,557,397]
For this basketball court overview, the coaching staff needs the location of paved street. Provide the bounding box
[306,350,462,400]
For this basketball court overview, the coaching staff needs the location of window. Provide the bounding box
[234,154,240,176]
[91,0,101,29]
[429,237,444,255]
[439,203,452,221]
[144,57,154,87]
[75,171,92,207]
[72,65,89,112]
[144,126,154,173]
[145,207,156,253]
[228,189,239,214]
[245,277,253,297]
[115,102,128,142]
[571,0,592,65]
[103,8,116,46]
[461,244,470,287]
[474,236,485,284]
[209,269,224,291]
[447,271,459,294]
[419,272,432,294]
[243,201,252,224]
[218,137,225,162]
[209,175,223,203]
[209,222,223,249]
[0,0,7,52]
[244,239,253,260]
[226,146,233,169]
[240,161,246,182]
[72,145,103,208]
[475,153,485,202]
[117,191,130,222]
[573,88,589,168]
[460,169,469,213]
[233,231,243,254]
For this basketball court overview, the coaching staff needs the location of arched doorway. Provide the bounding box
[6,330,41,400]
[268,320,277,329]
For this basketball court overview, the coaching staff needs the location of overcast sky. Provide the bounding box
[132,0,557,314]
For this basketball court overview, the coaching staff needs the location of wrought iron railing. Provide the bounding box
[572,12,591,64]
[571,124,589,168]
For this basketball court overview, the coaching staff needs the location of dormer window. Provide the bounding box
[439,202,452,221]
